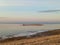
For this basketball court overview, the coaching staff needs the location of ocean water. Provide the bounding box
[0,24,60,39]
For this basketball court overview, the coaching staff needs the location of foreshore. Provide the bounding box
[0,29,60,43]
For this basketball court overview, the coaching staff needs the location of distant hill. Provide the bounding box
[22,24,43,26]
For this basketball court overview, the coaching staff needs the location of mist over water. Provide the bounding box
[0,24,60,39]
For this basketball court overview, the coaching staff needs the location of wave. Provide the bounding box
[0,29,58,41]
[0,31,43,40]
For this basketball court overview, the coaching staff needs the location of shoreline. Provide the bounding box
[0,29,60,42]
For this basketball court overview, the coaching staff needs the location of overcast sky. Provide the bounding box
[0,0,60,23]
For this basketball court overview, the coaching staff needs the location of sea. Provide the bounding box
[0,24,60,39]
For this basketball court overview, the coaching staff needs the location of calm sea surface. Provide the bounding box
[0,24,60,38]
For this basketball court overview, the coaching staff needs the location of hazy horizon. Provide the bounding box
[0,22,60,24]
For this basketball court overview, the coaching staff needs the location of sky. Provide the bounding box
[0,0,60,24]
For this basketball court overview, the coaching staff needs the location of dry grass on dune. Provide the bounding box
[0,29,60,45]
